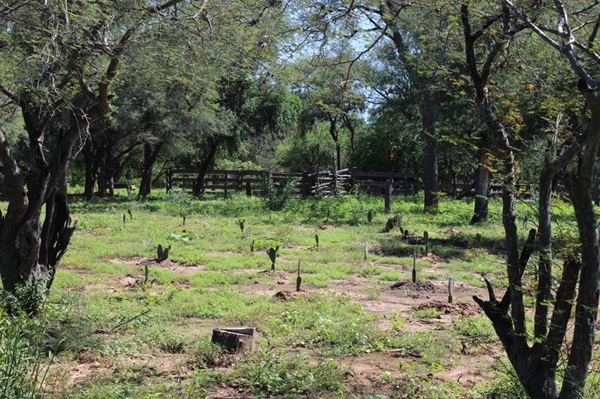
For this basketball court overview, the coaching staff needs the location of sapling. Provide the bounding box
[412,251,417,283]
[448,277,455,303]
[315,233,319,248]
[239,219,245,234]
[296,260,302,292]
[250,240,255,253]
[267,245,279,271]
[122,214,126,224]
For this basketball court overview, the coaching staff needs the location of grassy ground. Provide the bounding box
[1,191,585,398]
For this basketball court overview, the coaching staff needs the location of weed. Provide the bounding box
[235,348,345,396]
[189,338,230,368]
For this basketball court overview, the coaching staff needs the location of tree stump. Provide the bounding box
[211,327,256,357]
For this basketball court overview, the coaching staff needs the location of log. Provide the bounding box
[211,327,256,356]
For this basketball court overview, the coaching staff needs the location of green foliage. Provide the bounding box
[235,348,345,396]
[0,278,47,316]
[260,177,299,211]
[189,338,229,368]
[0,314,53,399]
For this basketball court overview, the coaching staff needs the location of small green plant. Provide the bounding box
[267,245,279,271]
[296,260,302,292]
[367,210,373,223]
[0,315,53,399]
[136,264,158,289]
[314,233,319,247]
[127,209,133,220]
[122,214,126,224]
[238,219,245,234]
[156,244,171,262]
[250,240,255,253]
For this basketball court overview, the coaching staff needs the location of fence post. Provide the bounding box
[166,169,172,193]
[384,176,393,213]
[301,171,308,199]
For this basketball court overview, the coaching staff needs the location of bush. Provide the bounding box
[0,315,52,399]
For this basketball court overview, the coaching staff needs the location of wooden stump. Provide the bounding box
[211,327,256,357]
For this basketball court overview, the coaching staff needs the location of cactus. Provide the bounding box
[296,260,302,292]
[364,241,369,261]
[424,231,429,255]
[267,245,279,271]
[412,251,417,283]
[157,244,171,262]
[448,277,455,303]
[315,233,319,248]
[367,210,373,223]
[239,219,245,233]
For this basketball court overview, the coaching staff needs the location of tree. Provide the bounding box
[461,1,600,397]
[0,0,193,311]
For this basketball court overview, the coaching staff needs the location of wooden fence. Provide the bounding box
[166,169,421,197]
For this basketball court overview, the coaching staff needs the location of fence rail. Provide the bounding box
[166,169,532,198]
[166,169,422,197]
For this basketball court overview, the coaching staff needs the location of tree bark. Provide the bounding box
[193,138,220,196]
[470,152,491,224]
[138,142,164,198]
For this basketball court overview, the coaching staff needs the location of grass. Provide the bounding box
[1,192,582,398]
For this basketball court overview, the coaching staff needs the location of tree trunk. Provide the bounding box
[470,152,491,224]
[0,108,79,313]
[193,138,220,197]
[138,142,164,198]
[421,98,439,211]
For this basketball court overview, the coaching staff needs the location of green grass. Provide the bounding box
[4,193,582,398]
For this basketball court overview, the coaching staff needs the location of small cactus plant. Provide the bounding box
[156,243,171,262]
[267,245,279,271]
[296,260,302,292]
[448,277,455,303]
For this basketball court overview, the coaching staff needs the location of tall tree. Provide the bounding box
[0,0,194,311]
[462,1,600,397]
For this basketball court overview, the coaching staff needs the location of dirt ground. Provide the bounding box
[57,258,501,398]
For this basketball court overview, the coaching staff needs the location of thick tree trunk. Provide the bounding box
[0,109,79,313]
[421,99,439,211]
[470,152,491,224]
[138,142,164,198]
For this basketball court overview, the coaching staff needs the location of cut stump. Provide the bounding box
[211,327,256,357]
